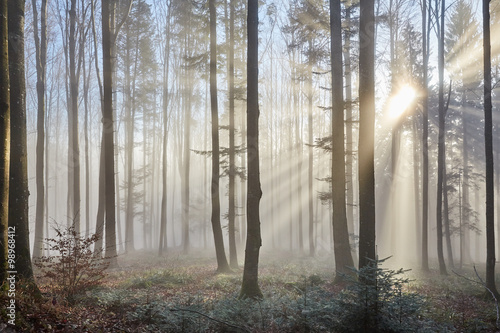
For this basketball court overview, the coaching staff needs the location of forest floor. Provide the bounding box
[3,250,500,332]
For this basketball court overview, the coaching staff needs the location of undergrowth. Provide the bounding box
[13,251,500,332]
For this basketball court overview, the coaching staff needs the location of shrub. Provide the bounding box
[34,225,109,303]
[333,257,433,333]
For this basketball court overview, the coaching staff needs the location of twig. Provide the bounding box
[452,266,500,329]
[170,308,250,332]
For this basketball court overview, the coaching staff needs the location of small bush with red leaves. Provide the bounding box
[34,225,109,303]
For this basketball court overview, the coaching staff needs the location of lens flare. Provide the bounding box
[388,85,416,119]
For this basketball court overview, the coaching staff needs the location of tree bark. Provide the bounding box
[0,0,10,283]
[227,0,238,268]
[209,0,230,273]
[240,0,262,299]
[358,0,376,270]
[102,0,117,267]
[8,0,34,280]
[331,0,354,279]
[436,0,447,275]
[31,0,47,259]
[483,0,499,298]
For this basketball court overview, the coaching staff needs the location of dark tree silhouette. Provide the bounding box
[9,0,34,280]
[210,0,230,273]
[358,0,376,270]
[330,0,354,279]
[240,0,263,299]
[482,0,499,298]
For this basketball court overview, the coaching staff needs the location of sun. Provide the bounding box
[388,85,417,119]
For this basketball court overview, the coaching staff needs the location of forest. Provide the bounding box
[1,0,500,331]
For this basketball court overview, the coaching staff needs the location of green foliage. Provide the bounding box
[34,225,109,303]
[333,257,434,333]
[124,269,193,289]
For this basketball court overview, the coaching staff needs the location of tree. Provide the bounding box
[482,0,499,298]
[159,0,172,256]
[68,0,81,232]
[102,0,118,266]
[331,0,354,279]
[436,0,447,275]
[31,0,48,259]
[240,0,262,299]
[8,0,34,280]
[421,0,430,272]
[0,0,11,283]
[227,0,239,269]
[358,0,376,270]
[210,0,231,273]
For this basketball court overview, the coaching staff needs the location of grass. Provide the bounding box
[3,250,500,332]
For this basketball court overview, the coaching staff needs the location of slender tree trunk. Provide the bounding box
[83,20,90,238]
[483,0,499,298]
[32,0,47,259]
[443,160,454,268]
[102,0,117,267]
[182,28,192,254]
[228,0,238,268]
[69,0,81,232]
[308,39,315,257]
[358,0,376,270]
[421,0,430,272]
[436,0,447,275]
[343,3,355,249]
[209,0,230,272]
[331,0,354,278]
[240,0,262,299]
[159,2,171,256]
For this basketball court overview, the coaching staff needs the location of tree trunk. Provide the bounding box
[8,0,33,280]
[483,0,499,298]
[32,0,47,259]
[308,38,314,257]
[240,0,262,299]
[209,0,230,272]
[227,0,238,268]
[436,0,447,276]
[358,0,376,270]
[159,2,171,256]
[69,0,81,233]
[343,3,355,253]
[443,160,454,268]
[102,0,117,267]
[0,0,10,282]
[421,0,430,272]
[331,0,354,279]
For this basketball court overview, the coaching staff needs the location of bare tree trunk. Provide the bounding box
[483,0,499,298]
[343,3,355,251]
[436,0,447,275]
[421,0,430,272]
[32,0,47,259]
[209,0,230,272]
[307,38,314,257]
[358,0,376,270]
[159,1,171,256]
[69,0,81,233]
[240,0,262,299]
[331,0,354,279]
[102,0,118,267]
[443,160,454,268]
[227,0,238,268]
[0,0,10,282]
[8,0,33,280]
